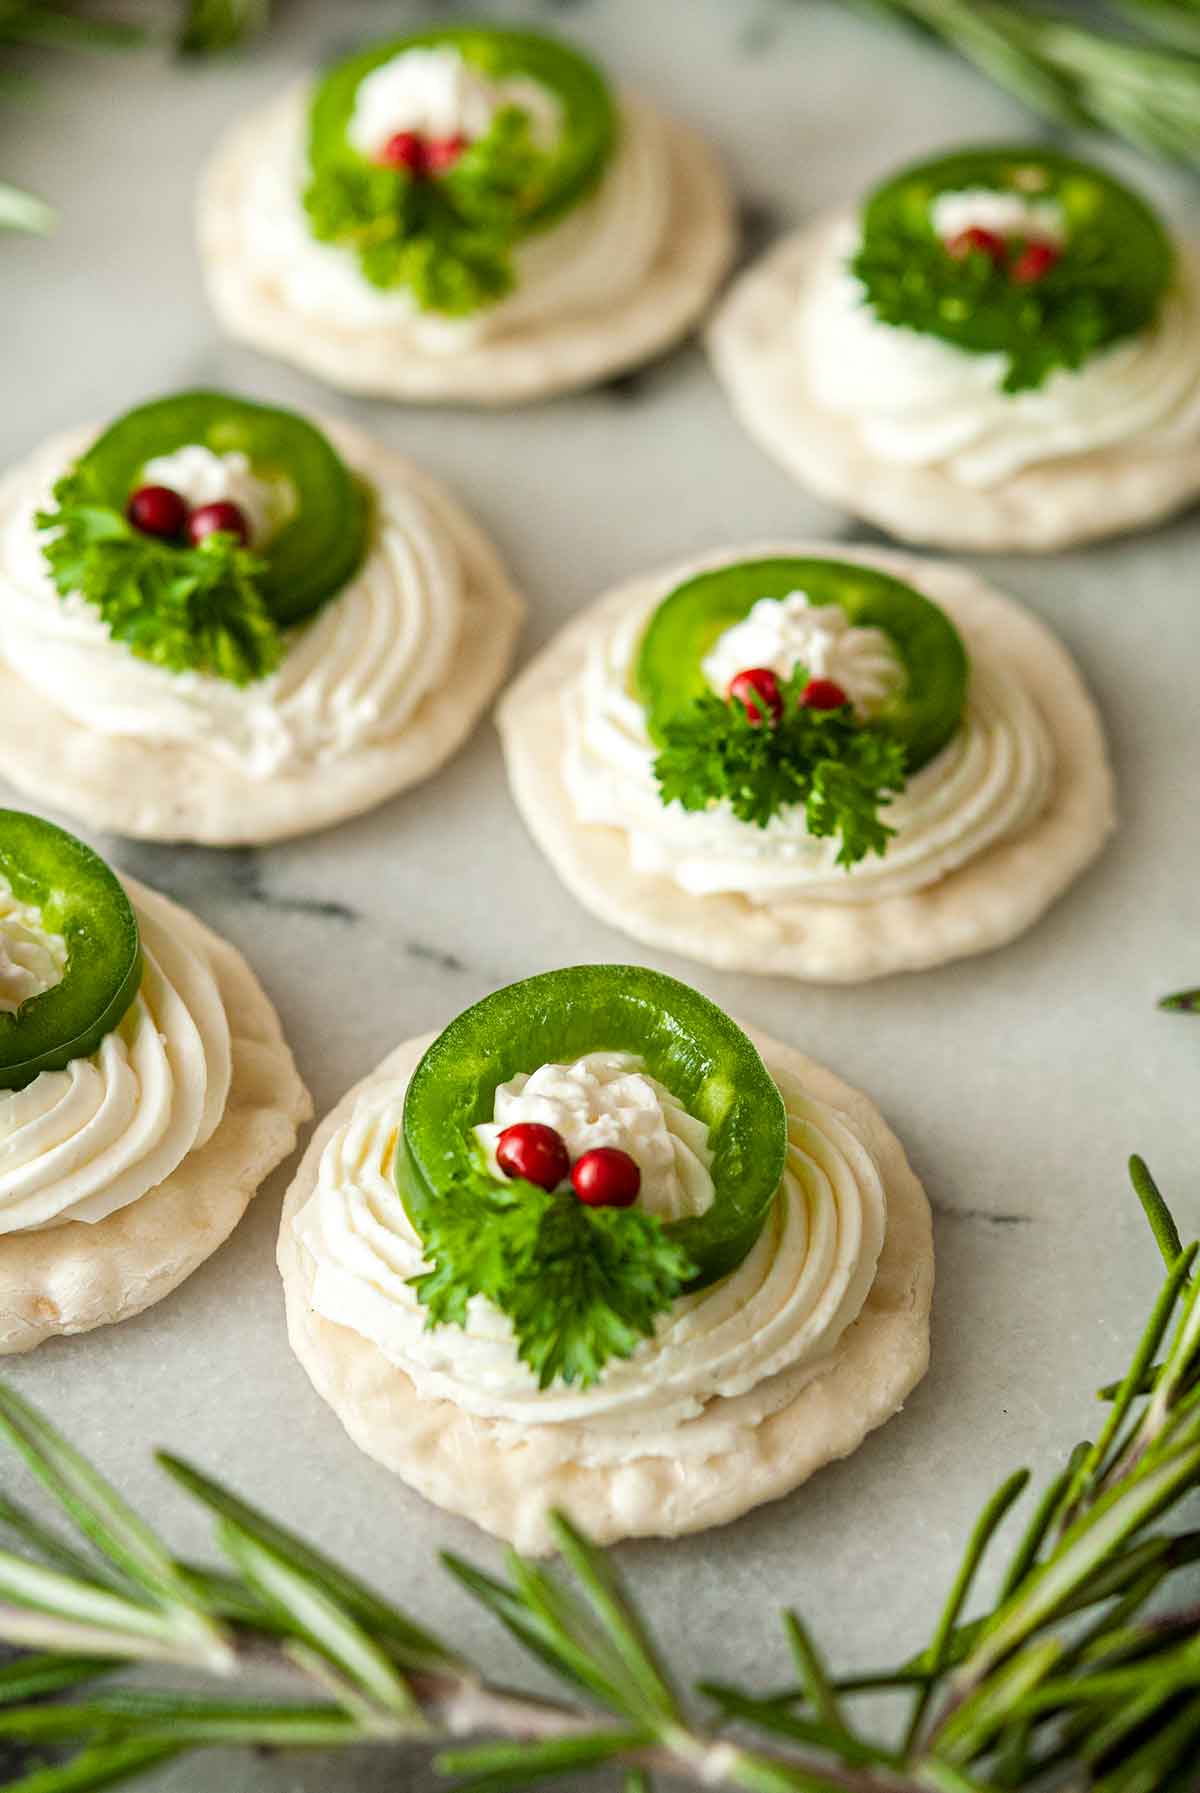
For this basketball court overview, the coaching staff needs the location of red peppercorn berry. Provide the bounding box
[728,666,784,726]
[188,501,251,548]
[571,1147,641,1209]
[126,484,188,542]
[945,226,1008,268]
[378,130,428,174]
[800,677,849,711]
[1009,239,1061,285]
[424,133,469,175]
[495,1122,571,1192]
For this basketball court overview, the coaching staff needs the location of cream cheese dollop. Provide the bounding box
[0,889,231,1234]
[561,587,1054,904]
[347,46,561,159]
[474,1050,714,1222]
[293,1056,885,1466]
[799,220,1200,487]
[0,434,466,780]
[701,591,901,721]
[930,189,1065,247]
[0,880,67,1015]
[141,445,290,546]
[237,88,671,353]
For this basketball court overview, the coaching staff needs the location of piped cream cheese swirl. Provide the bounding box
[561,589,1054,904]
[799,220,1200,488]
[0,888,231,1234]
[294,1056,885,1467]
[237,89,672,352]
[0,433,465,780]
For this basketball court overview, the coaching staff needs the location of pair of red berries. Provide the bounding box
[945,226,1061,286]
[727,667,848,727]
[377,130,469,178]
[494,1122,642,1209]
[127,484,251,549]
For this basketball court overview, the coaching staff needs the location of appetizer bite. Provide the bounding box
[709,146,1200,550]
[0,810,310,1352]
[0,390,524,842]
[200,25,735,404]
[279,965,932,1550]
[498,545,1114,981]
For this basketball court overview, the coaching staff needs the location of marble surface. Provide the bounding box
[3,1,1200,1787]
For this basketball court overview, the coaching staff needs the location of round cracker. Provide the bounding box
[708,220,1200,553]
[496,542,1115,984]
[0,423,524,845]
[277,1025,932,1554]
[0,879,311,1354]
[199,91,736,406]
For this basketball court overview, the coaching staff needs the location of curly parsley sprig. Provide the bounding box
[305,107,552,317]
[653,666,907,869]
[37,473,283,686]
[409,1166,695,1391]
[853,226,1152,394]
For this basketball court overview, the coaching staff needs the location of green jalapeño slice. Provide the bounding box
[854,146,1174,394]
[305,26,617,314]
[636,557,968,775]
[399,965,788,1291]
[0,812,142,1092]
[39,391,370,687]
[62,391,368,628]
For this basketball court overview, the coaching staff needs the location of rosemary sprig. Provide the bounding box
[842,0,1200,167]
[0,182,54,233]
[177,0,270,55]
[1,1,270,234]
[0,4,141,232]
[0,5,138,52]
[1160,986,1200,1012]
[0,1157,1196,1792]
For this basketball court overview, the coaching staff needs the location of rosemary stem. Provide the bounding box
[204,1647,916,1793]
[903,1472,1029,1758]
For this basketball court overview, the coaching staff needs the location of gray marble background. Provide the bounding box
[2,1,1199,1787]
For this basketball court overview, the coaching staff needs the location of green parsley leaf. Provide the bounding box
[409,1169,695,1391]
[304,105,552,317]
[653,667,907,868]
[37,471,282,686]
[443,106,551,226]
[853,226,1151,394]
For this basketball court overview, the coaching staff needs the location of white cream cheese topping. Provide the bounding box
[474,1051,714,1223]
[930,188,1065,247]
[347,47,561,159]
[141,445,290,546]
[0,889,231,1235]
[799,220,1200,487]
[0,434,466,780]
[237,89,671,353]
[294,1057,886,1465]
[700,591,902,721]
[0,880,67,1015]
[561,586,1054,904]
